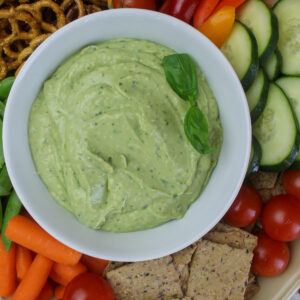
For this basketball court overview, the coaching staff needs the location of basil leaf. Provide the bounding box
[184,106,214,154]
[162,54,198,104]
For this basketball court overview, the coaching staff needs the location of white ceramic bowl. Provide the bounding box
[3,9,251,261]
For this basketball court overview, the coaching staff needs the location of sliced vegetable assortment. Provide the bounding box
[221,20,259,90]
[193,0,219,28]
[245,68,269,122]
[198,6,235,48]
[236,0,278,64]
[273,0,300,75]
[253,83,300,172]
[169,0,202,23]
[263,48,282,80]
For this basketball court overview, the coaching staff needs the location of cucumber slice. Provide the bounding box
[274,0,300,75]
[246,135,262,177]
[221,21,259,91]
[246,68,269,122]
[276,76,300,169]
[237,0,279,64]
[263,49,282,80]
[253,83,300,171]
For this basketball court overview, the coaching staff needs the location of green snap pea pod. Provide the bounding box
[0,120,4,169]
[0,165,12,196]
[0,77,14,101]
[0,102,5,119]
[2,191,22,251]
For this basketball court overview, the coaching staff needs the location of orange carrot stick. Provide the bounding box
[81,254,109,276]
[38,280,54,300]
[16,245,33,280]
[12,254,53,300]
[50,262,87,285]
[5,215,82,265]
[0,236,16,296]
[55,285,65,300]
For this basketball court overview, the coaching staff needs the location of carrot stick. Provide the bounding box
[81,254,109,276]
[50,262,87,285]
[12,254,53,300]
[55,285,65,300]
[49,270,66,286]
[38,280,53,300]
[16,245,33,280]
[0,236,16,296]
[5,215,82,265]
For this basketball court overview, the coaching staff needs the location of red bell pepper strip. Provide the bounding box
[213,0,246,13]
[169,0,202,23]
[193,0,220,28]
[159,0,172,13]
[198,6,235,48]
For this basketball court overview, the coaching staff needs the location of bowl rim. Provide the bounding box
[3,8,251,261]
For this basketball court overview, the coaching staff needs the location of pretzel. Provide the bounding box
[61,0,85,23]
[0,8,19,46]
[0,47,8,80]
[15,60,24,77]
[18,33,50,63]
[85,4,101,14]
[3,39,27,59]
[6,57,20,70]
[17,0,66,33]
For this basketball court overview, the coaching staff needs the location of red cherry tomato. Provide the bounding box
[261,194,300,242]
[224,183,262,227]
[252,231,290,277]
[113,0,156,9]
[282,170,300,201]
[63,273,114,300]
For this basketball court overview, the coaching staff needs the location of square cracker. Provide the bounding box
[187,239,253,300]
[244,273,260,300]
[172,243,197,294]
[206,223,257,251]
[106,255,183,300]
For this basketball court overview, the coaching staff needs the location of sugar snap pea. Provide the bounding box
[0,165,12,196]
[2,191,22,251]
[0,102,5,119]
[0,120,4,169]
[0,77,14,101]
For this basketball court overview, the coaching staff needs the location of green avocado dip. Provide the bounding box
[28,38,222,232]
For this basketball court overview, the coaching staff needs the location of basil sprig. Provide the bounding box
[162,54,214,154]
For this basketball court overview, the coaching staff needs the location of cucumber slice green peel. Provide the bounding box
[276,76,300,169]
[253,83,300,172]
[221,21,259,91]
[246,135,262,177]
[237,0,279,64]
[246,68,269,123]
[274,0,300,76]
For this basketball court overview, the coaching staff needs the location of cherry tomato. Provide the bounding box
[224,183,262,227]
[261,194,300,242]
[251,231,290,277]
[113,0,156,9]
[63,273,114,300]
[282,170,300,201]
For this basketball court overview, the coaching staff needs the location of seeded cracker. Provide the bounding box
[172,243,197,294]
[205,225,257,251]
[106,255,183,300]
[244,273,260,300]
[187,239,253,300]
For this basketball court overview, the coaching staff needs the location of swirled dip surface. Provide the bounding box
[29,38,222,232]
